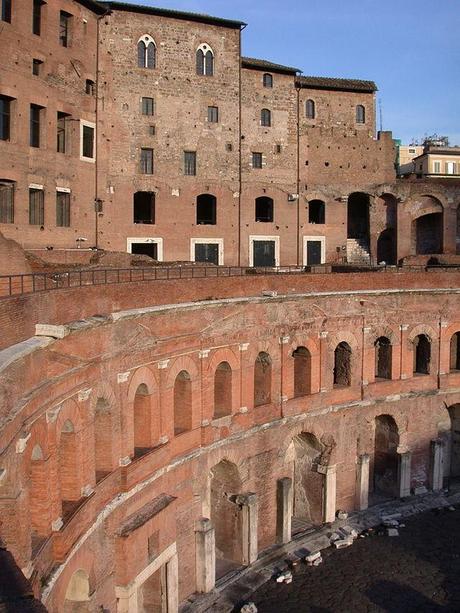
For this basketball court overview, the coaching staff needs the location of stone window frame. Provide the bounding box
[249,235,280,267]
[303,235,326,265]
[137,35,156,69]
[190,238,224,265]
[126,237,164,261]
[196,43,214,76]
[80,119,95,162]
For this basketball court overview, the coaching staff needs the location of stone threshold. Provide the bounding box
[180,489,460,612]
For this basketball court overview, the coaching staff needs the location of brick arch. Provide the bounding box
[165,354,200,388]
[366,324,398,347]
[25,427,53,541]
[127,366,160,455]
[205,347,239,375]
[327,330,359,352]
[407,194,445,219]
[23,420,49,469]
[287,336,320,398]
[282,424,337,465]
[127,365,159,405]
[55,398,83,444]
[407,324,437,345]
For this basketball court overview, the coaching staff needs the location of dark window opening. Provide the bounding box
[451,332,460,371]
[207,106,218,123]
[33,0,45,35]
[82,124,94,159]
[30,104,42,148]
[140,148,153,174]
[141,97,154,115]
[1,0,11,23]
[293,346,311,397]
[413,334,431,375]
[226,143,233,152]
[414,213,443,255]
[214,362,232,418]
[334,341,351,387]
[137,40,155,68]
[263,73,273,88]
[306,240,322,265]
[184,150,196,176]
[85,79,95,95]
[32,59,43,76]
[347,192,370,246]
[196,193,216,225]
[253,240,275,267]
[308,199,325,224]
[195,242,219,265]
[375,336,392,379]
[254,352,271,407]
[252,152,262,169]
[196,48,214,76]
[261,108,271,127]
[149,125,155,136]
[0,96,11,140]
[306,99,315,119]
[377,228,396,265]
[133,191,155,224]
[0,180,14,223]
[131,242,158,260]
[356,104,365,123]
[174,370,192,435]
[56,191,70,227]
[29,188,44,225]
[255,196,274,222]
[59,11,71,47]
[57,112,69,153]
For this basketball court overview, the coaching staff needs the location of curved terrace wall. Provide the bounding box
[1,276,460,611]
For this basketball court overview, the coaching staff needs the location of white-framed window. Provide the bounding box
[196,43,214,76]
[190,238,224,265]
[303,235,326,265]
[249,235,280,267]
[127,237,163,261]
[446,161,456,175]
[137,35,156,69]
[433,160,441,173]
[80,120,95,162]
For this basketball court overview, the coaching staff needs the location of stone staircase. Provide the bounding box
[346,238,371,264]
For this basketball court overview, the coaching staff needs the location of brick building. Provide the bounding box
[1,0,459,266]
[2,2,460,613]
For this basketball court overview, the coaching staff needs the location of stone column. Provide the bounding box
[235,493,258,565]
[166,552,179,613]
[323,464,337,523]
[397,451,412,498]
[276,477,293,544]
[443,205,457,254]
[195,518,215,593]
[429,439,444,492]
[356,454,370,511]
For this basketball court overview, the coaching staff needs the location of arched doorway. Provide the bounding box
[333,342,352,387]
[292,346,311,397]
[371,415,399,502]
[210,460,243,578]
[291,433,324,532]
[64,569,90,613]
[375,336,392,380]
[59,419,81,523]
[173,371,192,435]
[347,192,370,247]
[413,334,431,375]
[414,213,443,254]
[377,228,396,265]
[133,383,154,458]
[448,405,460,482]
[214,362,232,418]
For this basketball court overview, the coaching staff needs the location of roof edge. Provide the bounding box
[77,0,108,14]
[296,75,377,93]
[242,56,300,75]
[100,1,246,28]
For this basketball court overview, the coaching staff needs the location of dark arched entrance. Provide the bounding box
[371,415,399,502]
[347,192,370,246]
[291,433,324,532]
[377,228,396,265]
[414,213,443,254]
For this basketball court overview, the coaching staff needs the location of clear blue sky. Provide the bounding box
[123,0,459,145]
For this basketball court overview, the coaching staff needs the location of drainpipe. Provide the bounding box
[296,83,301,266]
[237,25,246,267]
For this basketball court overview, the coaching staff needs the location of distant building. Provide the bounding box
[412,146,460,178]
[396,143,424,175]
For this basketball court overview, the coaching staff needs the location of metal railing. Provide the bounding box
[0,263,459,299]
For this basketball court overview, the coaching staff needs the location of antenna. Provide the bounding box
[378,98,383,132]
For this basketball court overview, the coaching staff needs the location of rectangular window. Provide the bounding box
[141,97,154,116]
[1,0,11,23]
[149,125,155,136]
[57,112,69,153]
[0,181,14,223]
[59,11,71,47]
[30,104,42,147]
[0,96,11,140]
[29,188,44,225]
[184,151,196,176]
[56,191,70,227]
[85,79,94,95]
[33,0,45,35]
[207,106,218,123]
[140,148,154,174]
[81,122,95,160]
[32,58,43,75]
[252,152,263,169]
[446,161,456,175]
[433,161,441,173]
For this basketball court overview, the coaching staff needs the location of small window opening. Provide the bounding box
[133,191,155,224]
[207,106,218,123]
[306,99,315,119]
[254,352,271,407]
[33,59,43,76]
[413,334,431,375]
[334,341,352,386]
[308,199,325,224]
[263,73,273,88]
[141,97,154,115]
[184,151,196,176]
[356,105,365,123]
[292,346,311,397]
[261,108,271,127]
[0,180,15,223]
[252,152,262,169]
[85,79,95,95]
[140,148,154,174]
[196,193,216,225]
[255,196,274,222]
[56,191,70,227]
[375,336,392,379]
[57,112,69,153]
[59,11,72,47]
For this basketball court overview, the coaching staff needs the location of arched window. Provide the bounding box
[261,108,271,127]
[450,332,460,371]
[292,346,311,397]
[133,383,153,456]
[254,352,271,407]
[59,419,80,520]
[30,444,50,541]
[196,193,216,225]
[375,337,392,380]
[413,334,431,375]
[214,362,232,418]
[255,196,274,222]
[137,35,156,69]
[356,105,365,124]
[308,199,325,224]
[94,398,112,481]
[174,370,192,434]
[306,99,315,119]
[64,569,90,606]
[196,43,214,76]
[334,342,352,386]
[263,73,273,88]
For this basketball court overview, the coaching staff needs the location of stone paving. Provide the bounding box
[181,490,460,612]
